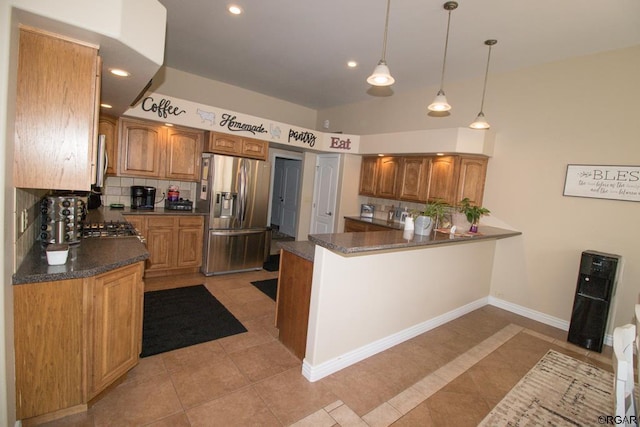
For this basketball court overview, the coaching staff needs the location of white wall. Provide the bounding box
[149,67,319,130]
[318,45,640,333]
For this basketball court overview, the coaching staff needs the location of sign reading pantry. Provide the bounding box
[126,93,359,153]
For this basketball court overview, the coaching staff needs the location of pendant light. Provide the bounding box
[367,0,395,86]
[428,1,458,112]
[469,39,497,130]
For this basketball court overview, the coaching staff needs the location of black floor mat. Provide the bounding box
[251,278,278,301]
[141,285,247,357]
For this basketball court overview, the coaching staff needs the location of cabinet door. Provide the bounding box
[177,225,204,267]
[89,263,143,398]
[98,115,119,175]
[119,118,164,177]
[398,157,431,202]
[146,218,176,271]
[14,279,85,419]
[207,132,242,155]
[166,127,203,181]
[455,156,488,206]
[242,138,268,160]
[359,156,379,196]
[376,157,400,198]
[14,28,99,190]
[427,156,458,205]
[344,218,368,232]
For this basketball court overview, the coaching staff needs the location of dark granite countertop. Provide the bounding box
[344,216,404,230]
[279,241,316,262]
[13,237,149,285]
[309,225,521,255]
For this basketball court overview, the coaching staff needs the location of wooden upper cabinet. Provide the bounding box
[376,157,400,199]
[119,118,164,177]
[426,156,458,205]
[166,127,203,180]
[455,155,488,206]
[398,157,431,202]
[242,137,268,160]
[359,156,379,196]
[206,132,268,160]
[119,118,204,181]
[207,132,242,155]
[14,28,100,190]
[98,114,119,175]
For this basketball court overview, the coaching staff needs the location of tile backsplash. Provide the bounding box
[102,176,197,207]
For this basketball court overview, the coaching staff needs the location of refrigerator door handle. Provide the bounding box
[238,159,248,226]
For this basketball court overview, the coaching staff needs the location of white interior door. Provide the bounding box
[279,159,301,237]
[270,158,285,226]
[310,154,339,234]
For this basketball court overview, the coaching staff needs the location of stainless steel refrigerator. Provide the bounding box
[197,153,271,275]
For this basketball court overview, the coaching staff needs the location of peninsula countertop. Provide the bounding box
[308,225,521,255]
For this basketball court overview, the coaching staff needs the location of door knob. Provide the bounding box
[326,212,332,216]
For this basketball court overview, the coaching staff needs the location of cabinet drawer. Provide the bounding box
[179,216,204,227]
[147,216,176,228]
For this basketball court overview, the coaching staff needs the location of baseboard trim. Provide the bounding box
[302,296,489,382]
[487,296,569,331]
[487,296,613,348]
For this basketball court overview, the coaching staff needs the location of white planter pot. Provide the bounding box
[414,215,433,236]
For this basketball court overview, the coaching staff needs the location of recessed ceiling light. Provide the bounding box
[228,5,242,15]
[347,61,357,68]
[100,103,112,109]
[109,68,130,77]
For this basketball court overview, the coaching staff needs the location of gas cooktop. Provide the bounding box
[80,220,140,238]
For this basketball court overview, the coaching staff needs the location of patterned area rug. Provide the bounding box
[480,350,613,426]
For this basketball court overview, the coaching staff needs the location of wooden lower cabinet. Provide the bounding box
[125,215,204,277]
[14,262,144,422]
[276,250,313,360]
[343,218,394,232]
[88,263,144,398]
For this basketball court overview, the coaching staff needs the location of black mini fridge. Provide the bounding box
[567,250,621,352]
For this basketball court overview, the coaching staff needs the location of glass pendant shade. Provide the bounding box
[427,90,451,112]
[469,112,490,129]
[367,60,395,86]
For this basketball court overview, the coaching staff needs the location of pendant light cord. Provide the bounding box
[478,41,495,112]
[438,8,453,90]
[381,0,391,62]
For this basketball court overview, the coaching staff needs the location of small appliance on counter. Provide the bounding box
[40,194,87,245]
[130,186,156,210]
[165,199,194,211]
[360,204,374,218]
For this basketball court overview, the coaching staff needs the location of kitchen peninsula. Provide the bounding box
[277,225,520,382]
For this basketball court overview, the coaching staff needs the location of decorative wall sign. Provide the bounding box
[125,93,360,153]
[563,164,640,202]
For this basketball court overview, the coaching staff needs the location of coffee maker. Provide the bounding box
[131,186,156,209]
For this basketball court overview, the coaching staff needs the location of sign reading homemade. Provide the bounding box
[126,93,359,153]
[563,164,640,202]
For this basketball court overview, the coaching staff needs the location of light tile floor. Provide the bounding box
[38,269,613,427]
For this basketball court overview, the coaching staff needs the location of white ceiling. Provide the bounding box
[157,0,640,110]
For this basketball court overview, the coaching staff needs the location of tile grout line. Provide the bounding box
[290,323,525,427]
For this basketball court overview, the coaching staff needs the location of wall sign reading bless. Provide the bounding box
[563,164,640,202]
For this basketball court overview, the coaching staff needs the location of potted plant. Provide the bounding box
[412,199,450,236]
[458,198,490,233]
